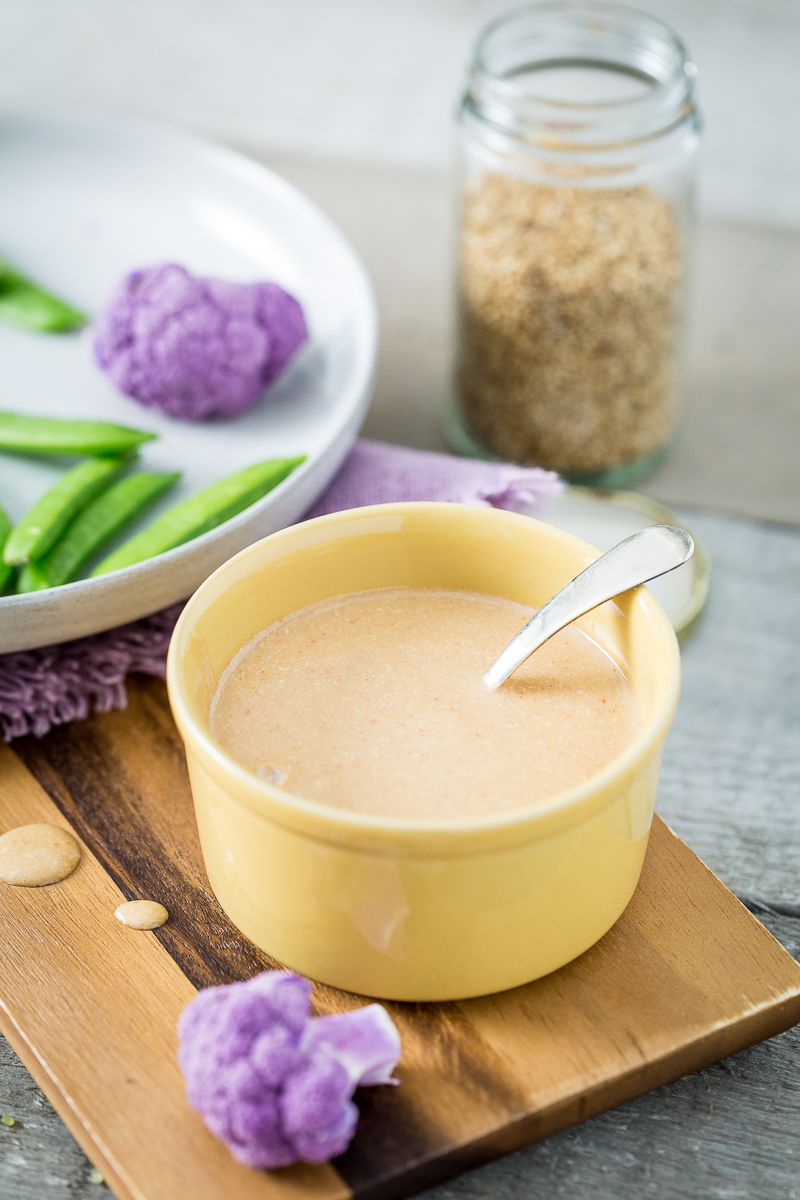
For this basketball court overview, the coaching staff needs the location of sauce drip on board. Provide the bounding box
[114,900,169,930]
[0,824,81,887]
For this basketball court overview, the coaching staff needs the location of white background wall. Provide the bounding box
[0,0,798,229]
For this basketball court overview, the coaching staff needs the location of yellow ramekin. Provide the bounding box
[167,502,681,1001]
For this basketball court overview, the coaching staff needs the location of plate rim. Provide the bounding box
[0,107,378,652]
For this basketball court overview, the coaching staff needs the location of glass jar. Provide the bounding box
[448,1,701,486]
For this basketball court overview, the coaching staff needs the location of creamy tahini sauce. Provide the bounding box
[114,900,169,930]
[0,824,82,887]
[210,588,640,820]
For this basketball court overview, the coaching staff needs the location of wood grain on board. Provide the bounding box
[0,742,348,1200]
[3,676,800,1200]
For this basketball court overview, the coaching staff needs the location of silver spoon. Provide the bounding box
[482,524,694,691]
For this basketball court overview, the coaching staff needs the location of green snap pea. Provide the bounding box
[92,456,305,576]
[0,504,14,594]
[0,255,86,332]
[18,471,181,591]
[0,412,155,458]
[3,456,130,567]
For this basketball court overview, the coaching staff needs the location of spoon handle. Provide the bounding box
[482,524,694,691]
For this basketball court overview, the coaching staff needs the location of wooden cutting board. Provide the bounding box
[2,676,800,1200]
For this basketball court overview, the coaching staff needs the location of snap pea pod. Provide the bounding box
[0,504,13,593]
[92,456,305,576]
[0,255,86,332]
[3,456,130,566]
[18,471,181,592]
[0,412,155,457]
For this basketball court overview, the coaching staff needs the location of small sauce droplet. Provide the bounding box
[114,900,169,930]
[0,824,81,887]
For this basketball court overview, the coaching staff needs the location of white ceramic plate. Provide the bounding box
[0,110,377,654]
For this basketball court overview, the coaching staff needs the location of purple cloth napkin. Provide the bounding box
[0,441,561,741]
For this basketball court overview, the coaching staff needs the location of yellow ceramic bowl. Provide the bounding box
[167,502,680,1001]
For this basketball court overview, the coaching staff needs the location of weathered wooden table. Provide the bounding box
[2,160,799,1199]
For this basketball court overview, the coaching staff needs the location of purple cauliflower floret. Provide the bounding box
[93,263,308,421]
[177,971,401,1170]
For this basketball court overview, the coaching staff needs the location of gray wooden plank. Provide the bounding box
[0,1032,108,1196]
[658,510,800,905]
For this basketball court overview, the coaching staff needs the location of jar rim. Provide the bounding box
[466,0,696,149]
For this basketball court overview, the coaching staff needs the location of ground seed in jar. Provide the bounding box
[456,174,683,476]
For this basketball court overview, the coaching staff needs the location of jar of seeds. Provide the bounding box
[449,1,701,486]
